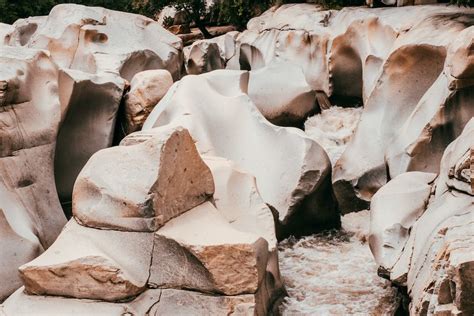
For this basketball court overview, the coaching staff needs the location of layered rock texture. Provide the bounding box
[370,119,474,315]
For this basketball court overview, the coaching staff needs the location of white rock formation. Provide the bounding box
[1,125,284,314]
[19,219,154,301]
[54,69,126,206]
[0,23,14,45]
[2,3,185,207]
[186,4,474,212]
[0,47,67,301]
[247,62,316,126]
[370,118,474,315]
[124,69,174,134]
[73,126,214,232]
[6,4,183,80]
[143,70,338,236]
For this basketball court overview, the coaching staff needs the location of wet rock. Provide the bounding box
[124,69,174,135]
[143,70,338,237]
[73,126,214,232]
[0,47,67,300]
[19,219,154,301]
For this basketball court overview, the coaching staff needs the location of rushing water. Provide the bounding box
[278,211,400,315]
[277,107,400,315]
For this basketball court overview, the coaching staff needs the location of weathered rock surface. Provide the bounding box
[0,47,67,301]
[124,69,174,134]
[143,70,339,236]
[19,219,154,301]
[150,201,269,295]
[188,4,474,212]
[1,287,265,316]
[370,118,474,315]
[54,69,126,206]
[5,4,183,80]
[247,62,316,126]
[204,156,277,249]
[73,126,214,232]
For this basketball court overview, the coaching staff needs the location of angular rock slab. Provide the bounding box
[73,126,214,232]
[1,287,162,316]
[124,69,174,134]
[150,202,269,296]
[204,156,277,249]
[143,70,338,236]
[0,46,67,300]
[6,3,183,80]
[54,69,126,206]
[1,287,274,316]
[19,219,154,301]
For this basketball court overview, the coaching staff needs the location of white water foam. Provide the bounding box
[278,211,400,315]
[304,106,363,165]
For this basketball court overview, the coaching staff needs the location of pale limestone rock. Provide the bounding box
[369,172,437,273]
[19,219,154,301]
[185,31,240,75]
[6,3,183,80]
[124,69,173,134]
[7,16,47,47]
[1,287,162,315]
[73,126,214,232]
[0,23,14,45]
[1,287,268,316]
[150,289,257,315]
[204,156,277,249]
[143,70,338,236]
[247,62,316,126]
[54,69,126,206]
[150,202,269,295]
[370,120,474,315]
[0,47,67,301]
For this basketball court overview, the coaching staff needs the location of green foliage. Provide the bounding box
[162,15,174,27]
[216,0,273,29]
[0,0,136,24]
[449,0,473,6]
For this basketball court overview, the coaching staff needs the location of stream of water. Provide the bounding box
[277,107,400,315]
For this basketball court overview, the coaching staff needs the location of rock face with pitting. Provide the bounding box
[0,47,67,301]
[73,126,214,232]
[5,4,183,80]
[370,118,474,315]
[124,69,174,134]
[143,70,339,237]
[2,125,284,315]
[2,4,185,207]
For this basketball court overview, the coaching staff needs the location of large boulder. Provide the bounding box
[123,69,174,134]
[6,4,183,80]
[247,62,316,126]
[54,69,126,208]
[143,70,339,237]
[73,126,214,232]
[370,118,474,315]
[19,219,154,301]
[0,47,67,301]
